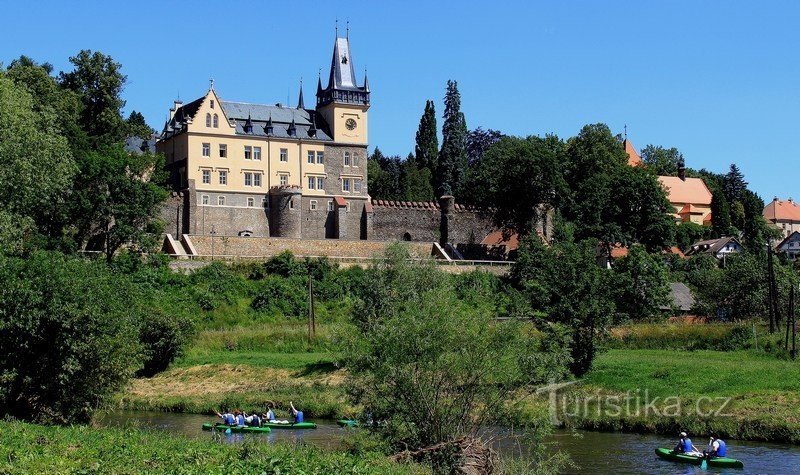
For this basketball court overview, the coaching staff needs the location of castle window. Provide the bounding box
[253,173,261,187]
[354,180,362,193]
[210,99,215,109]
[344,152,351,166]
[279,174,288,186]
[310,200,318,211]
[280,148,288,162]
[289,199,294,209]
[328,200,334,211]
[218,196,225,206]
[244,146,252,160]
[202,195,209,205]
[213,114,219,128]
[316,151,324,164]
[244,172,252,186]
[247,197,255,207]
[219,170,227,185]
[202,143,210,157]
[342,178,352,192]
[308,176,315,189]
[205,113,211,127]
[202,169,211,184]
[253,146,261,160]
[219,144,227,158]
[308,151,315,164]
[352,154,359,167]
[317,177,324,190]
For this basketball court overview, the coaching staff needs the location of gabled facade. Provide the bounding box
[776,231,800,260]
[764,197,800,239]
[657,175,712,226]
[685,236,742,259]
[157,34,370,240]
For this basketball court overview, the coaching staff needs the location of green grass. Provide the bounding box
[175,351,335,369]
[0,421,426,475]
[561,349,800,443]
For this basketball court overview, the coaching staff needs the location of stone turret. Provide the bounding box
[269,186,302,238]
[439,195,455,246]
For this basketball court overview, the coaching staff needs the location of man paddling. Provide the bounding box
[674,431,699,454]
[704,434,728,458]
[213,408,235,426]
[290,401,304,423]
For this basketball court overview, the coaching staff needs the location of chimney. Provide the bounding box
[677,154,686,181]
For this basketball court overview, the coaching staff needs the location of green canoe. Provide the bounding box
[260,421,317,429]
[202,423,271,434]
[655,448,744,469]
[337,419,359,427]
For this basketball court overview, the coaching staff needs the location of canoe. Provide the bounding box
[655,448,744,469]
[337,419,359,427]
[260,421,317,429]
[202,423,271,434]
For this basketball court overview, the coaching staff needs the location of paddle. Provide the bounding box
[701,457,707,470]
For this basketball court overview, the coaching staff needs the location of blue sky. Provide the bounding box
[2,1,798,200]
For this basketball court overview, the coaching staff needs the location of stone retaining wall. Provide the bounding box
[188,235,433,259]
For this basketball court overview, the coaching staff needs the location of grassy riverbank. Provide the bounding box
[566,349,800,443]
[0,421,425,474]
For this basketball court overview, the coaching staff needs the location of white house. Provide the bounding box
[685,236,743,260]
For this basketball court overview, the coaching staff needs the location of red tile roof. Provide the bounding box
[658,176,712,206]
[481,230,520,251]
[763,198,800,222]
[334,196,347,207]
[624,139,643,167]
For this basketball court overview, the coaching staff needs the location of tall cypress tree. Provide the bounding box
[436,80,468,197]
[414,100,438,173]
[723,164,747,204]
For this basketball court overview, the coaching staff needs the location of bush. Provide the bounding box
[137,310,194,377]
[251,276,307,318]
[0,252,141,423]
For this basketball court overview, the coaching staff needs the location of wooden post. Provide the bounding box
[787,284,794,351]
[767,244,776,333]
[308,267,313,344]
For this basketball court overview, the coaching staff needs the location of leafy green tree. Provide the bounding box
[59,50,127,148]
[342,245,570,472]
[400,155,434,201]
[640,144,681,176]
[0,252,142,423]
[366,148,403,200]
[126,110,152,139]
[611,246,671,321]
[414,100,438,173]
[71,145,168,261]
[513,233,614,376]
[466,127,504,167]
[731,200,746,231]
[0,74,75,241]
[436,80,467,197]
[710,186,732,236]
[674,221,707,251]
[465,135,566,236]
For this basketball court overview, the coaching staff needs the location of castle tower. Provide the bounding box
[269,187,303,238]
[316,32,370,145]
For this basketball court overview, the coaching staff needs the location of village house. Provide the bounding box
[775,231,800,260]
[685,236,742,259]
[763,197,800,239]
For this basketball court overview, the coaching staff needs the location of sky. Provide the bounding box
[1,1,799,200]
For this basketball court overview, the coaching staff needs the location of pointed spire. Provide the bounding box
[297,79,305,109]
[265,114,274,136]
[316,70,323,94]
[363,67,369,92]
[244,113,253,133]
[346,20,350,40]
[308,112,317,137]
[209,78,214,90]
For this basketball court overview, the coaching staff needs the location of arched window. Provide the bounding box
[205,113,211,127]
[213,114,219,128]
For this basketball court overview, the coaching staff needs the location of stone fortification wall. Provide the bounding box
[370,199,495,245]
[188,235,432,259]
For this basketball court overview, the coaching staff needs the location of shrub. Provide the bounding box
[137,310,194,377]
[0,252,141,423]
[251,276,307,318]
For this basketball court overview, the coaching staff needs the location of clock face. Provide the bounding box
[345,118,357,131]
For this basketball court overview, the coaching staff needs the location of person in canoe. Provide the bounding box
[234,410,246,426]
[290,401,304,423]
[704,434,727,458]
[263,404,276,422]
[674,431,699,454]
[244,411,261,427]
[213,408,236,426]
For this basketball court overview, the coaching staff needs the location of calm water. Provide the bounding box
[97,411,800,474]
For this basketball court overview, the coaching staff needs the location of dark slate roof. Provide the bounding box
[222,101,331,141]
[661,282,696,311]
[686,236,742,256]
[124,134,159,154]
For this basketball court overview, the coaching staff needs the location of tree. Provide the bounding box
[366,148,403,200]
[710,186,732,236]
[126,110,152,139]
[611,246,671,321]
[343,245,570,472]
[414,100,438,173]
[0,73,75,240]
[722,164,747,204]
[465,135,566,236]
[640,144,682,176]
[466,127,504,167]
[400,154,434,202]
[0,252,142,423]
[70,145,168,261]
[512,233,614,376]
[436,80,468,197]
[59,50,127,148]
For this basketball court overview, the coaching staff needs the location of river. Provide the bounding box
[97,411,800,474]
